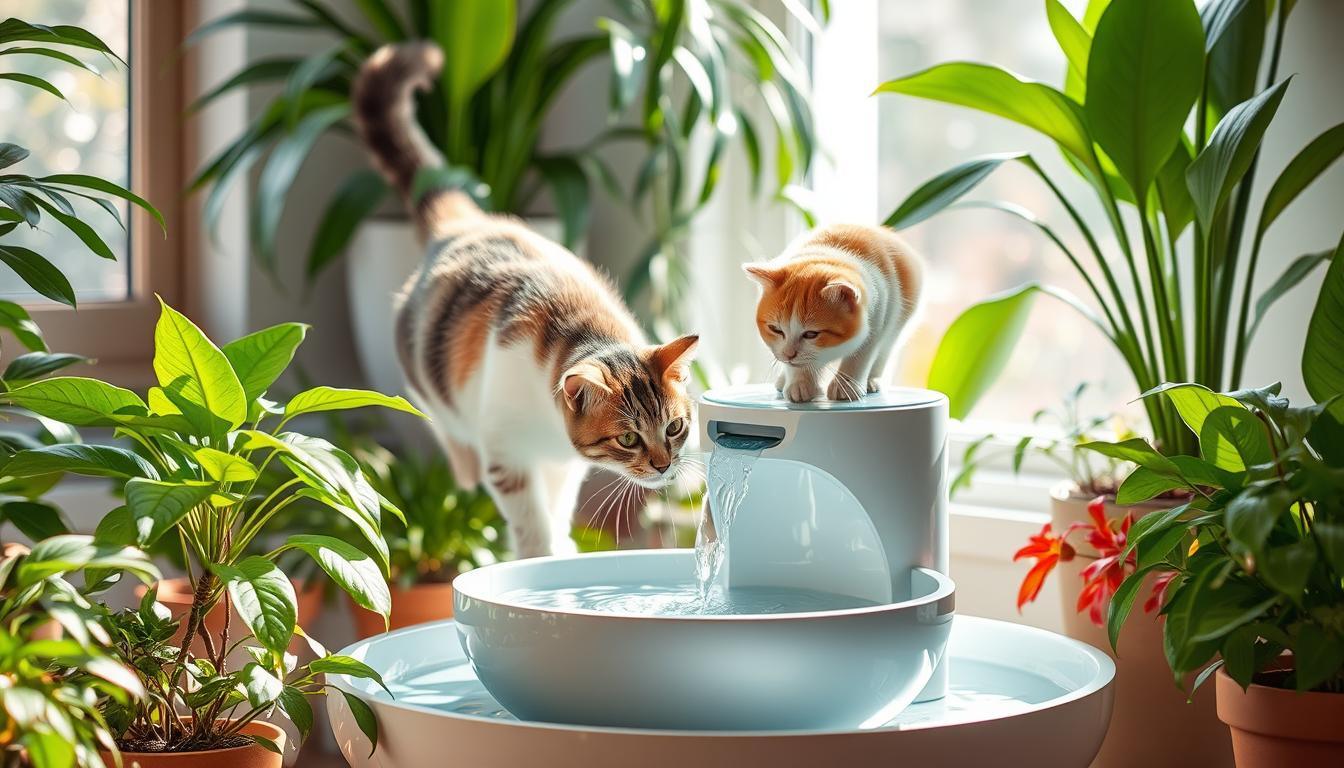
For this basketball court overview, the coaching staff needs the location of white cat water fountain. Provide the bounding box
[327,385,1116,766]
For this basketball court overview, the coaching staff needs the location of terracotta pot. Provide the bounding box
[350,580,455,637]
[1217,666,1344,765]
[140,577,324,656]
[107,720,286,768]
[1050,486,1233,768]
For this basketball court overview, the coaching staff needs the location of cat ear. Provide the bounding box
[742,263,782,288]
[821,280,860,308]
[559,362,610,412]
[649,334,700,382]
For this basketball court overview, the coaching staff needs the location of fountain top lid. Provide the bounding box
[702,384,943,412]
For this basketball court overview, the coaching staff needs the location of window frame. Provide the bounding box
[21,2,184,387]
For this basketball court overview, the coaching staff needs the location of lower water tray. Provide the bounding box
[327,615,1115,767]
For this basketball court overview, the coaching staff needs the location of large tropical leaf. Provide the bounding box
[1258,122,1344,235]
[1,377,146,427]
[1085,0,1205,197]
[884,153,1024,230]
[431,0,516,133]
[0,245,77,306]
[1302,234,1344,404]
[1187,78,1291,231]
[283,534,390,621]
[153,299,248,433]
[875,63,1095,172]
[306,170,387,282]
[221,322,308,404]
[252,104,351,271]
[125,479,215,546]
[213,556,298,655]
[926,283,1040,420]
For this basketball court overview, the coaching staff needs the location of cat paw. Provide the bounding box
[827,377,864,401]
[775,372,786,392]
[867,378,883,394]
[784,377,821,403]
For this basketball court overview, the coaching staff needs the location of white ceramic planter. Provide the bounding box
[345,216,570,396]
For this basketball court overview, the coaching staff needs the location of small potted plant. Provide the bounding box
[270,420,508,635]
[0,539,160,768]
[1100,251,1344,765]
[0,300,420,763]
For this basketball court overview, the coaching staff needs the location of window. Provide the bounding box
[3,0,130,302]
[5,0,183,382]
[812,0,1135,429]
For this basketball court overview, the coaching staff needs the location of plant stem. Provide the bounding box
[166,572,216,746]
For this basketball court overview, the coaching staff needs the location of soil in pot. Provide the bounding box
[1216,665,1344,765]
[350,579,456,637]
[108,720,286,768]
[1051,487,1232,768]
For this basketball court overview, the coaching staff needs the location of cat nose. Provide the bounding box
[784,349,798,361]
[651,459,671,474]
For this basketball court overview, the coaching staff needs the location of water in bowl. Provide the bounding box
[694,433,775,603]
[499,582,879,616]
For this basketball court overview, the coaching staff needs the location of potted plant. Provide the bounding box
[0,299,423,763]
[268,420,508,635]
[1097,247,1344,766]
[0,538,161,768]
[187,0,824,389]
[875,0,1340,762]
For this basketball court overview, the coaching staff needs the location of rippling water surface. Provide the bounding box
[499,582,879,616]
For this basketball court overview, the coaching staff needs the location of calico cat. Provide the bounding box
[353,43,698,557]
[743,224,923,402]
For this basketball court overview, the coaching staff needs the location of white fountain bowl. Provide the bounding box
[450,549,955,731]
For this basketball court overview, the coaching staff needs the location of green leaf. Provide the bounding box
[125,479,215,546]
[1205,0,1266,118]
[242,662,285,708]
[340,690,379,757]
[0,501,68,540]
[1080,437,1180,475]
[22,730,74,768]
[222,323,308,403]
[1259,539,1315,597]
[0,245,77,306]
[1303,235,1344,405]
[1142,382,1244,437]
[0,301,46,352]
[185,9,320,46]
[0,72,65,100]
[1187,78,1292,232]
[1225,482,1292,552]
[306,171,386,283]
[0,143,30,169]
[3,444,158,480]
[2,352,89,383]
[926,283,1039,420]
[598,17,645,113]
[875,63,1094,172]
[1293,624,1344,692]
[1085,0,1205,196]
[1,377,146,426]
[188,58,304,114]
[154,298,248,433]
[1107,563,1162,651]
[1156,139,1197,237]
[214,556,297,655]
[1137,521,1190,570]
[1117,467,1186,504]
[535,155,590,250]
[883,153,1024,230]
[29,196,115,260]
[252,104,351,271]
[292,488,388,572]
[1199,405,1273,472]
[1316,522,1344,575]
[284,534,390,622]
[432,0,516,125]
[283,386,424,423]
[1261,122,1344,235]
[1047,0,1091,87]
[278,686,313,739]
[1248,250,1332,344]
[309,654,389,692]
[18,535,157,585]
[39,173,164,233]
[1221,624,1258,688]
[194,447,258,483]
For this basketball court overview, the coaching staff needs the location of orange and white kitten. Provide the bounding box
[744,225,923,402]
[354,44,698,557]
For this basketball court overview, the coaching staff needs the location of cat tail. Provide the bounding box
[352,42,481,241]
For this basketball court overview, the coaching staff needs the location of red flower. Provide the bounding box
[1074,498,1137,626]
[1144,570,1178,614]
[1013,523,1076,611]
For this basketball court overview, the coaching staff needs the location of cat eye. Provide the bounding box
[767,324,783,336]
[616,432,641,448]
[802,330,820,340]
[665,417,686,436]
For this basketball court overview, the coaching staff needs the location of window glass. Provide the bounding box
[2,0,131,303]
